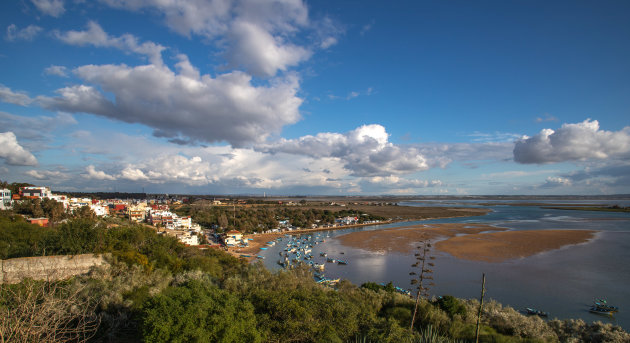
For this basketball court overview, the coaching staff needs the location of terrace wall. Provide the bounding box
[0,254,108,284]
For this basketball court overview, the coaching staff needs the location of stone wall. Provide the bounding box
[1,254,109,284]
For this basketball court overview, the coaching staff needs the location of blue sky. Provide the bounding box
[1,0,629,195]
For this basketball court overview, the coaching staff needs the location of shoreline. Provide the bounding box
[226,220,397,261]
[227,210,492,261]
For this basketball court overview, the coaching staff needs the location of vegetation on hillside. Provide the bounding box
[1,212,629,342]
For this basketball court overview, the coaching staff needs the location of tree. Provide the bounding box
[74,205,96,220]
[141,280,261,343]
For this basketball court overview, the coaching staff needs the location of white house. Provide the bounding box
[1,189,12,210]
[223,230,243,246]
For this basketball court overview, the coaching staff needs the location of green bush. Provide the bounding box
[141,280,261,343]
[437,295,467,318]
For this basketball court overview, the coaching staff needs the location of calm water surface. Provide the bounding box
[260,200,630,329]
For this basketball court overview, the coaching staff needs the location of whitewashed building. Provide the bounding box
[1,189,12,210]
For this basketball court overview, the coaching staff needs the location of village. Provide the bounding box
[1,185,387,253]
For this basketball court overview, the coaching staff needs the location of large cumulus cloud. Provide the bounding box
[0,132,38,166]
[257,124,429,177]
[514,119,630,164]
[38,55,302,147]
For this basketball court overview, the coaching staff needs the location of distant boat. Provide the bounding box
[589,307,615,315]
[320,252,327,257]
[593,298,619,313]
[326,257,336,263]
[337,259,348,265]
[525,308,548,317]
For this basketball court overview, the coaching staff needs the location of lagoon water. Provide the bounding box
[260,200,630,329]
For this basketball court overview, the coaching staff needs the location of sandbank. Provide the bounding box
[435,229,596,262]
[336,223,596,262]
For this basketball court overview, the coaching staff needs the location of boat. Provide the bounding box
[320,252,327,257]
[259,247,268,250]
[337,259,348,265]
[589,307,615,315]
[326,257,336,263]
[593,299,619,312]
[525,308,548,317]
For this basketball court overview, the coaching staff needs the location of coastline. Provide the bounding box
[227,209,492,261]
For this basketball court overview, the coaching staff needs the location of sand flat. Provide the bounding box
[336,223,596,262]
[336,223,505,254]
[435,229,596,262]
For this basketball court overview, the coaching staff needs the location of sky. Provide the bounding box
[1,0,630,196]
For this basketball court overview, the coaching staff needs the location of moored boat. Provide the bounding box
[589,306,615,315]
[525,308,548,317]
[593,298,619,312]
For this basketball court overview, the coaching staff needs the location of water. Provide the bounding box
[260,200,630,329]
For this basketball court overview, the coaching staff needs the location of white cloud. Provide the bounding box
[31,0,65,17]
[119,167,149,181]
[320,36,337,49]
[257,124,429,177]
[415,141,515,169]
[0,84,32,106]
[0,111,77,143]
[360,21,374,36]
[535,113,558,123]
[55,21,166,65]
[44,65,68,77]
[0,132,38,166]
[38,58,303,146]
[25,169,67,180]
[101,0,234,37]
[83,165,116,180]
[226,19,311,77]
[540,176,572,188]
[467,131,521,143]
[514,119,630,164]
[365,176,442,188]
[5,24,43,41]
[100,0,339,77]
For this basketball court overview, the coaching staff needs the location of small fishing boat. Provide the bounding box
[337,259,348,265]
[326,257,336,263]
[593,299,619,312]
[525,308,548,317]
[589,307,615,315]
[320,252,327,257]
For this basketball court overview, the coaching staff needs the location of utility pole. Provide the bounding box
[475,273,486,343]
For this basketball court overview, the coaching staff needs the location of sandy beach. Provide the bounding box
[335,223,597,262]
